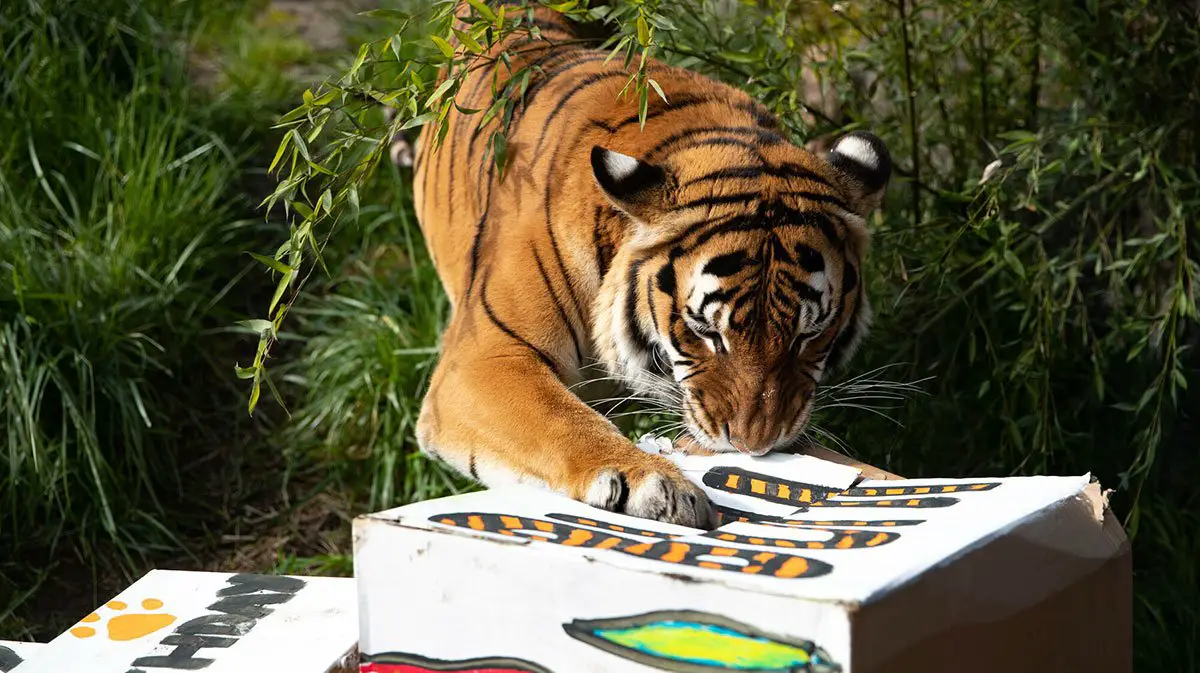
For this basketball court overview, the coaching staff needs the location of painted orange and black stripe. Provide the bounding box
[703,528,898,550]
[705,467,1003,510]
[432,512,832,579]
[703,466,840,507]
[714,503,923,529]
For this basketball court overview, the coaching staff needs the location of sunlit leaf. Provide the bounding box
[402,112,438,130]
[466,0,495,21]
[236,320,275,335]
[349,42,371,78]
[269,131,293,174]
[430,35,455,58]
[248,252,295,275]
[648,78,668,104]
[425,78,457,109]
[453,28,484,54]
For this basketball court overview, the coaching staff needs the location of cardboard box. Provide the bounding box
[354,451,1130,672]
[13,570,358,673]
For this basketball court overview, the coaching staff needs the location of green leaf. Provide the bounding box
[430,35,455,58]
[349,42,371,78]
[319,189,333,215]
[718,50,759,64]
[647,14,677,31]
[648,78,668,104]
[312,89,338,106]
[1135,386,1158,412]
[236,319,275,335]
[234,365,257,380]
[606,36,631,64]
[348,185,360,219]
[276,104,309,125]
[247,374,262,415]
[637,14,650,46]
[361,8,411,20]
[492,130,508,178]
[466,0,495,21]
[998,130,1038,142]
[453,28,484,54]
[291,200,315,220]
[425,78,456,108]
[638,86,649,129]
[261,368,290,419]
[268,270,295,316]
[1002,249,1026,279]
[401,112,438,130]
[290,129,311,162]
[248,252,295,275]
[268,132,293,174]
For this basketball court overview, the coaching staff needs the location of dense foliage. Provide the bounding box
[0,0,1194,668]
[0,0,295,637]
[258,0,1198,668]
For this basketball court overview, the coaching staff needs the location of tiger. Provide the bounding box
[406,1,892,528]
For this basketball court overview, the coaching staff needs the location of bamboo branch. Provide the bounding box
[898,0,922,225]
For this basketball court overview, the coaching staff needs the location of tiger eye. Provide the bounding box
[795,243,825,273]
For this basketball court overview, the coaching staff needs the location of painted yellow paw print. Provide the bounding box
[71,599,176,641]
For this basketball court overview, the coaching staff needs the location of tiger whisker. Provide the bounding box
[571,375,683,403]
[815,403,904,426]
[606,408,682,421]
[828,379,931,395]
[802,423,854,456]
[822,394,908,404]
[817,377,931,401]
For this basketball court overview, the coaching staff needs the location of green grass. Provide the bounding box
[277,160,471,512]
[0,0,313,639]
[0,0,1194,668]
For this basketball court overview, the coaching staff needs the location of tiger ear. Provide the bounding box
[823,131,892,216]
[590,146,670,221]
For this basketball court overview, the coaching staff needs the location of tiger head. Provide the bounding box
[590,131,891,456]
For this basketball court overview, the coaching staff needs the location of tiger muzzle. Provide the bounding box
[727,381,791,456]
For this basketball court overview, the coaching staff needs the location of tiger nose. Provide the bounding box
[728,435,773,457]
[727,419,776,457]
[729,384,783,456]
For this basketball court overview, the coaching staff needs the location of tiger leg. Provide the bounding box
[416,332,716,529]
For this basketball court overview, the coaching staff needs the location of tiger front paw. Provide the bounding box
[583,462,716,529]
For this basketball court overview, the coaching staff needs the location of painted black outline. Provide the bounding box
[361,651,555,673]
[562,609,842,673]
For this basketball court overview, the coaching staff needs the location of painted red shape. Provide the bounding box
[362,663,538,673]
[362,665,537,673]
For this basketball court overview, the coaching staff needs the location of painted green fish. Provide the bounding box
[563,610,842,673]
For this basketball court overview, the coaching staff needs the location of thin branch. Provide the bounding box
[898,0,922,226]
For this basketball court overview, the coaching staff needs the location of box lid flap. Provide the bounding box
[362,454,1097,604]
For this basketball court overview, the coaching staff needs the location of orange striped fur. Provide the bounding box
[410,3,891,526]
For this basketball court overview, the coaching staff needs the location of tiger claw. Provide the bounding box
[583,465,716,529]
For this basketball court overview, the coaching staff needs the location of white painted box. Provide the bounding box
[354,453,1130,673]
[0,641,44,672]
[14,570,357,673]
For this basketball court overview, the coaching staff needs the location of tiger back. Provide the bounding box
[411,2,891,528]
